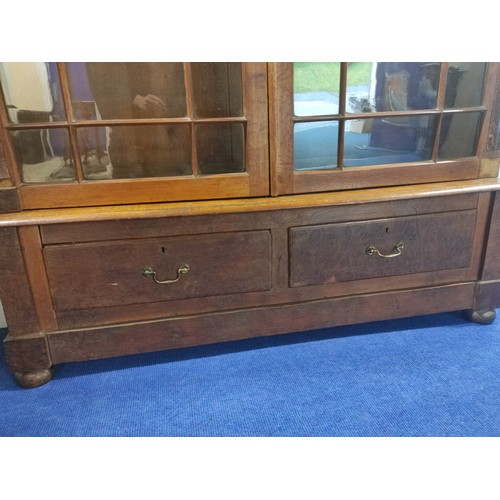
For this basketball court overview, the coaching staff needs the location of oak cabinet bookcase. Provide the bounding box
[0,62,499,387]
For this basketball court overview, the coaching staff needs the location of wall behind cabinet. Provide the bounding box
[0,301,6,328]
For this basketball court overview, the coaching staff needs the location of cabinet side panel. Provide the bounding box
[482,191,500,280]
[0,227,39,335]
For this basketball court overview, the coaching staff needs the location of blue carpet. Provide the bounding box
[0,311,499,437]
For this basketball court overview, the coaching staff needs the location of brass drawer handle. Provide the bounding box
[365,242,404,258]
[142,264,190,284]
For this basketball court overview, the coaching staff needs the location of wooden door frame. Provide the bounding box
[0,62,270,210]
[269,62,500,196]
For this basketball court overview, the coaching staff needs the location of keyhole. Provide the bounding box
[385,227,389,233]
[161,247,166,253]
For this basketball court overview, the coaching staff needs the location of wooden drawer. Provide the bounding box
[289,210,477,287]
[44,230,272,311]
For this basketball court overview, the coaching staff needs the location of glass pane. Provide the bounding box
[445,63,486,109]
[77,124,192,179]
[196,123,245,174]
[294,63,341,117]
[294,121,339,170]
[11,128,74,182]
[68,63,187,120]
[0,62,65,123]
[191,63,243,118]
[346,62,440,113]
[344,115,437,167]
[438,112,483,160]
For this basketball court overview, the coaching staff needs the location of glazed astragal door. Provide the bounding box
[0,62,269,209]
[270,62,499,195]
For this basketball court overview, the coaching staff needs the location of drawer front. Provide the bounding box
[45,230,272,311]
[289,211,476,287]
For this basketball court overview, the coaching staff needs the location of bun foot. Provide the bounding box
[14,368,54,388]
[463,309,497,325]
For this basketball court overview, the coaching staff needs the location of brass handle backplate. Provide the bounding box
[365,242,404,258]
[142,264,190,284]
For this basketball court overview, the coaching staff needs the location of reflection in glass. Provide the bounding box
[344,115,437,167]
[294,63,341,117]
[0,144,7,180]
[196,123,245,174]
[438,112,483,160]
[346,62,440,114]
[294,121,339,170]
[11,128,74,182]
[487,77,500,152]
[191,63,243,118]
[67,63,187,120]
[0,62,65,123]
[77,124,192,179]
[445,63,486,109]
